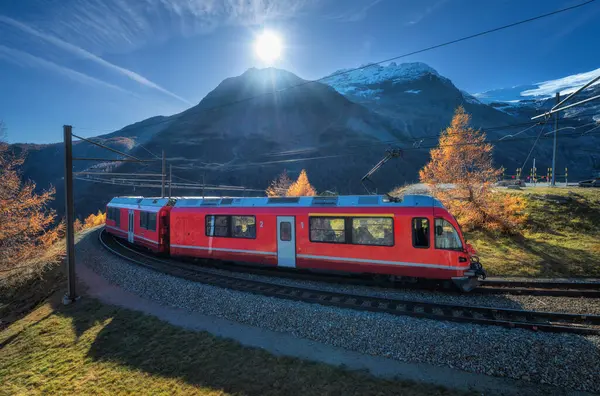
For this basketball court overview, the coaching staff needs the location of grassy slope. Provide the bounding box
[0,296,465,396]
[465,187,600,277]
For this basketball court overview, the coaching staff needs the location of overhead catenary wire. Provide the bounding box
[71,132,143,162]
[72,0,595,136]
[520,120,551,171]
[220,126,600,171]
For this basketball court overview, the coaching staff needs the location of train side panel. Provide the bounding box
[170,207,278,266]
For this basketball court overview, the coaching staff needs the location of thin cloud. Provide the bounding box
[327,0,384,22]
[0,45,139,97]
[406,0,448,26]
[0,15,192,106]
[18,0,317,54]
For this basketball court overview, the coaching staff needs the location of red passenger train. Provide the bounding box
[105,194,486,291]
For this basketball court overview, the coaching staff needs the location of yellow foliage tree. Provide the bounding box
[266,170,292,197]
[0,123,58,269]
[73,219,84,233]
[84,210,106,229]
[419,107,526,233]
[286,169,317,196]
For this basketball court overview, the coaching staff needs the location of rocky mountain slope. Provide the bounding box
[12,63,600,218]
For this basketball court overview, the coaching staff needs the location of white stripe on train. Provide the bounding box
[105,225,159,245]
[169,243,469,270]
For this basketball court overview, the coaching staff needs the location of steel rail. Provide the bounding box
[99,230,600,335]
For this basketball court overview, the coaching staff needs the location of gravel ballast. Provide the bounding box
[79,231,600,393]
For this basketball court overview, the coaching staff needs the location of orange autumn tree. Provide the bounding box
[419,107,526,233]
[286,169,317,196]
[84,210,106,229]
[0,122,58,270]
[266,169,293,197]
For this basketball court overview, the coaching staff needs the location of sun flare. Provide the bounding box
[254,31,282,63]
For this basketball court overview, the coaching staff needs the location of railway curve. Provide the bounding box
[99,229,600,335]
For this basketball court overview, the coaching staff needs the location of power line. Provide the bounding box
[520,121,551,171]
[213,127,600,171]
[258,115,599,160]
[73,0,595,136]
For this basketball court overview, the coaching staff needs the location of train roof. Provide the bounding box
[173,195,443,208]
[108,197,173,208]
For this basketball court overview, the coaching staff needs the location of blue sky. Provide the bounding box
[1,0,599,143]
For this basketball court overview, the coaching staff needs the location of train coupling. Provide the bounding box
[452,256,486,292]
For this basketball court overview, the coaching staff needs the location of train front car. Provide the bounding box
[425,196,486,291]
[299,194,485,291]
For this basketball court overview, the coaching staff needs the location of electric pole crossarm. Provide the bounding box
[74,172,165,177]
[551,75,600,111]
[532,94,600,120]
[71,133,143,162]
[72,157,155,162]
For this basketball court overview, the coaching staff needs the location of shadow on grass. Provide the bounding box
[51,298,462,396]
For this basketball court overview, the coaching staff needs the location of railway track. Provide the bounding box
[477,279,600,298]
[99,229,600,335]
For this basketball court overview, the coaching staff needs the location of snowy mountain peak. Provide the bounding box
[323,62,442,96]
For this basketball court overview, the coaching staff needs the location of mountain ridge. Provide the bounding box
[10,62,600,219]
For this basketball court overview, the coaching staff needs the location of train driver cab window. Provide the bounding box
[412,218,430,248]
[280,222,291,241]
[434,218,463,250]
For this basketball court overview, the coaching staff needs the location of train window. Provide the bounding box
[232,216,256,239]
[434,218,463,250]
[351,217,393,246]
[412,218,430,248]
[140,212,147,229]
[280,222,292,241]
[309,217,345,243]
[107,207,120,227]
[147,213,157,232]
[205,215,230,237]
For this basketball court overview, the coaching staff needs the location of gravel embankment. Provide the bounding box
[79,231,600,393]
[165,261,600,315]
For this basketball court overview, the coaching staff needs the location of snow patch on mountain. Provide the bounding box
[460,90,481,105]
[521,67,600,98]
[405,89,421,94]
[473,67,600,104]
[323,62,441,96]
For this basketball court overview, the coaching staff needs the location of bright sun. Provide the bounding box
[254,31,282,63]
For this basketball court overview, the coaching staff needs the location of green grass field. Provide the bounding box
[465,187,600,277]
[0,295,465,396]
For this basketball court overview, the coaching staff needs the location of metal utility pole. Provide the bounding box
[551,92,560,186]
[161,150,166,197]
[63,125,77,305]
[61,126,155,305]
[169,164,172,198]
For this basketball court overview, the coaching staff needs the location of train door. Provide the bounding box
[128,210,135,243]
[276,216,296,268]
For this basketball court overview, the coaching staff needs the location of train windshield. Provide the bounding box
[434,218,463,250]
